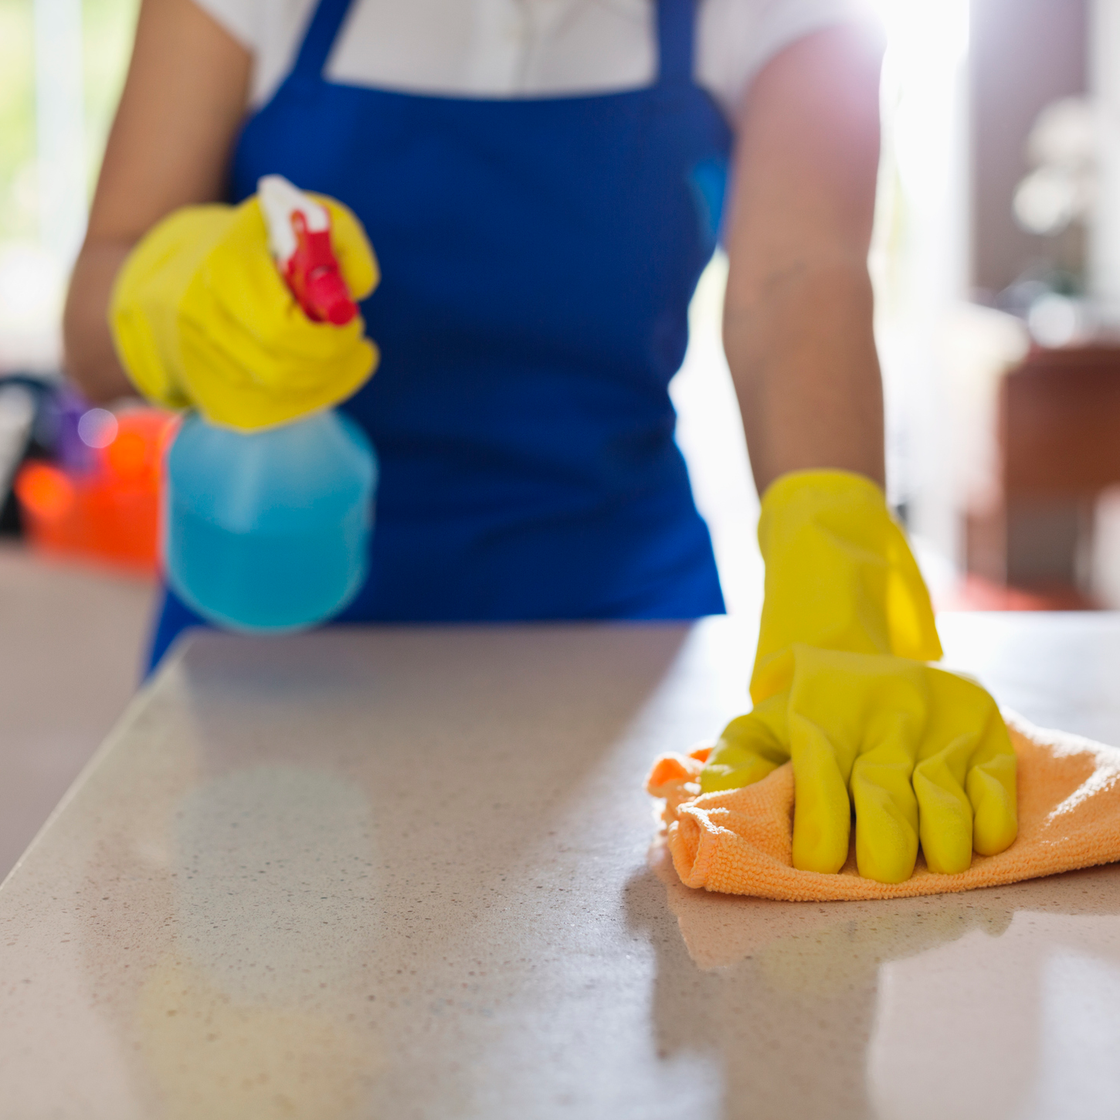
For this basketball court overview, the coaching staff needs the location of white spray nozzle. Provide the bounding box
[258,174,330,268]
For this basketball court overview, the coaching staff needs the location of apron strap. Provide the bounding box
[657,0,696,88]
[291,0,356,80]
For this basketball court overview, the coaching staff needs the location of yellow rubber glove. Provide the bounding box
[749,469,942,703]
[700,470,1018,882]
[110,195,379,430]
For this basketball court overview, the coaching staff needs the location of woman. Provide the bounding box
[64,0,1017,883]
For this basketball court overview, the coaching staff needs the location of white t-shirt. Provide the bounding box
[193,0,868,123]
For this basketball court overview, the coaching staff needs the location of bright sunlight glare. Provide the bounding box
[859,0,970,67]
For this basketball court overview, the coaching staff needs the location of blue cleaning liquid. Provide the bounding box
[165,410,377,632]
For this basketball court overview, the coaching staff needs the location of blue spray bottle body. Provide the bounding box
[164,410,376,632]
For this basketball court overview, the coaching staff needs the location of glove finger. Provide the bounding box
[914,670,983,874]
[918,669,1017,869]
[699,694,789,794]
[251,317,373,389]
[185,237,377,400]
[850,711,921,883]
[789,711,853,874]
[913,740,973,874]
[967,716,1018,857]
[248,335,377,408]
[314,196,380,301]
[180,305,377,429]
[200,243,373,375]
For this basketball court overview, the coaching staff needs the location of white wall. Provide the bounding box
[1090,0,1120,318]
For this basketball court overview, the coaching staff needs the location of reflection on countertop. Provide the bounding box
[2,615,1120,1119]
[644,837,1120,1120]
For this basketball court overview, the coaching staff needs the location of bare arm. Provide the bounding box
[63,0,251,402]
[723,23,887,494]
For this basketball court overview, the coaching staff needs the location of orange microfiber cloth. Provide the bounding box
[647,714,1120,901]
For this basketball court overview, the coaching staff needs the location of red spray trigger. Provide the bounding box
[284,210,358,326]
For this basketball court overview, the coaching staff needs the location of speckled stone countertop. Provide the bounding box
[2,615,1120,1119]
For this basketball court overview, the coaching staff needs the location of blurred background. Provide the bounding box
[682,0,1120,618]
[2,0,1119,875]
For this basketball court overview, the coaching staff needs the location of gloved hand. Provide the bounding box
[110,195,379,430]
[700,470,1018,882]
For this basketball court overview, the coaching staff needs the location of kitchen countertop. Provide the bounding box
[0,544,155,879]
[2,613,1120,1119]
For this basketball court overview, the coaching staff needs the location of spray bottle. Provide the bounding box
[163,176,378,632]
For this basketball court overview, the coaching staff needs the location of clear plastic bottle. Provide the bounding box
[164,409,377,632]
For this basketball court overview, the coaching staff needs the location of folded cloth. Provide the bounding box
[647,713,1120,901]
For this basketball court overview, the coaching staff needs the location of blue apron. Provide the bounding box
[148,0,731,668]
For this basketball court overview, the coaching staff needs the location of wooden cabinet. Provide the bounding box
[966,345,1120,603]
